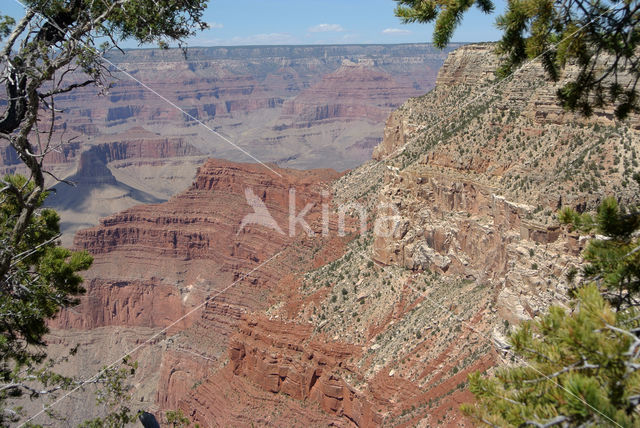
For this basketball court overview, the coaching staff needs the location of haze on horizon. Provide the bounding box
[3,0,507,48]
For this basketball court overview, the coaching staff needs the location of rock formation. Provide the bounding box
[281,62,416,124]
[0,44,455,244]
[58,159,340,328]
[19,43,639,427]
[37,159,345,425]
[195,43,638,425]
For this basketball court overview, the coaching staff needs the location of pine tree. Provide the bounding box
[462,198,640,427]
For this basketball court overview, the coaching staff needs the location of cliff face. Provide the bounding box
[368,43,640,323]
[41,158,348,425]
[58,159,340,330]
[208,44,639,426]
[88,137,200,164]
[36,44,640,427]
[367,44,640,325]
[185,315,381,426]
[4,44,456,245]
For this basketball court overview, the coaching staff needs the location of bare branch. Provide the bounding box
[1,10,35,58]
[523,415,569,427]
[38,79,95,98]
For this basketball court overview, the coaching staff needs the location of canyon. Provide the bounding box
[0,44,455,244]
[10,42,640,426]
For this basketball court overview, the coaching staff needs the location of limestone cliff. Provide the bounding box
[215,43,640,426]
[31,43,640,427]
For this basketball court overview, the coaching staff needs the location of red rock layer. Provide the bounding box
[152,232,354,417]
[75,159,340,259]
[90,135,201,163]
[54,279,187,330]
[178,366,347,427]
[282,64,416,125]
[176,314,381,427]
[227,315,380,426]
[56,159,340,332]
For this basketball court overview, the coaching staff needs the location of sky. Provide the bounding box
[2,0,508,48]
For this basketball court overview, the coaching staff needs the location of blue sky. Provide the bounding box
[3,0,508,47]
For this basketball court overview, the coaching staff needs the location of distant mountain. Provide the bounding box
[0,44,457,241]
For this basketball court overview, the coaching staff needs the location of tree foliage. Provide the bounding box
[0,176,91,356]
[394,0,640,118]
[77,358,140,428]
[463,198,640,427]
[463,285,640,427]
[165,409,192,428]
[0,176,93,423]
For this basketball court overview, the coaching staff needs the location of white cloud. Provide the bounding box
[208,22,224,29]
[309,24,345,33]
[382,28,412,35]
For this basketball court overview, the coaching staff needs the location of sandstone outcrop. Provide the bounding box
[30,43,640,427]
[281,63,416,125]
[227,315,380,426]
[212,43,638,426]
[42,158,348,425]
[371,111,408,161]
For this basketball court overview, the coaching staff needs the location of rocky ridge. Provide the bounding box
[193,43,639,426]
[26,43,640,427]
[3,44,456,244]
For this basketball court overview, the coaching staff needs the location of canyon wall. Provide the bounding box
[28,159,346,425]
[1,44,454,173]
[0,44,455,242]
[18,43,640,427]
[59,159,340,330]
[190,43,639,426]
